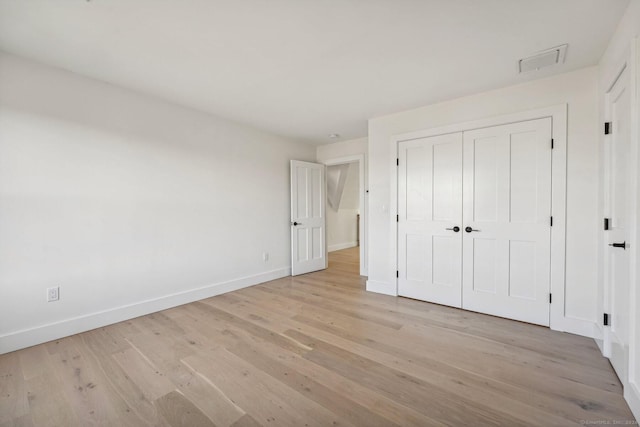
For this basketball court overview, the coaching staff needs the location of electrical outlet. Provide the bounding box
[47,286,59,302]
[262,252,269,262]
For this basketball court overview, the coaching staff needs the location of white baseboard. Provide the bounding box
[366,279,397,296]
[328,241,358,252]
[552,316,596,339]
[593,323,605,355]
[549,313,596,339]
[625,382,640,422]
[0,267,291,355]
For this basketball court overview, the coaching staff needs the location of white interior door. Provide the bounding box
[397,133,463,307]
[605,67,631,384]
[291,160,326,276]
[462,118,552,326]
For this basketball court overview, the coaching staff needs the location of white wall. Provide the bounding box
[597,0,640,420]
[317,137,367,162]
[368,67,599,335]
[0,52,315,353]
[327,163,359,252]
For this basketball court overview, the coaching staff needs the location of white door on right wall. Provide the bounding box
[462,118,552,326]
[605,67,631,385]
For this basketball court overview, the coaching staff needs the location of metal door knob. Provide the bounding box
[465,226,480,233]
[609,241,626,249]
[446,226,460,232]
[292,221,302,226]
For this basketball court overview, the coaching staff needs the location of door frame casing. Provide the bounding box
[388,104,573,334]
[322,154,367,276]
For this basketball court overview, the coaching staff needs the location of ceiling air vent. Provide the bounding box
[518,44,568,73]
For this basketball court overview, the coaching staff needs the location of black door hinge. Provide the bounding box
[396,270,399,278]
[396,158,399,166]
[396,214,399,222]
[605,122,612,135]
[551,139,554,149]
[604,218,610,230]
[549,293,552,304]
[604,313,609,326]
[550,216,553,226]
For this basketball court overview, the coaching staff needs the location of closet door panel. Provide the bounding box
[398,133,463,307]
[462,118,552,326]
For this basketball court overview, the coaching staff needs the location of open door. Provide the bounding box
[291,160,326,276]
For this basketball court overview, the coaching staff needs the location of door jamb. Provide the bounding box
[388,105,572,333]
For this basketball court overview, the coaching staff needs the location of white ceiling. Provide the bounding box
[0,0,630,144]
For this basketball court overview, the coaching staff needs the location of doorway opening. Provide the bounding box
[323,155,366,276]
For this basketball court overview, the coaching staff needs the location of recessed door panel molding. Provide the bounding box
[405,145,429,221]
[462,118,552,326]
[405,234,428,282]
[397,132,463,307]
[508,240,537,300]
[432,142,460,222]
[472,136,500,223]
[471,238,498,294]
[311,168,323,218]
[510,130,542,223]
[432,235,456,288]
[291,160,326,276]
[296,228,308,262]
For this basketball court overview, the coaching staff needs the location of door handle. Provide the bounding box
[292,221,303,226]
[609,241,626,250]
[446,226,460,232]
[465,226,480,233]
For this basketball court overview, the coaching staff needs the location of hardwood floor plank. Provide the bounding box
[154,391,216,427]
[52,335,157,427]
[177,362,246,427]
[190,302,312,355]
[182,349,353,427]
[226,341,403,427]
[254,284,404,330]
[24,373,78,427]
[112,348,175,401]
[123,328,245,427]
[229,414,262,427]
[0,414,34,427]
[0,353,29,424]
[82,337,164,425]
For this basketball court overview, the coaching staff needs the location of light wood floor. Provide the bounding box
[1,247,635,426]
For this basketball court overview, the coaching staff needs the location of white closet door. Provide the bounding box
[398,133,463,307]
[462,118,552,326]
